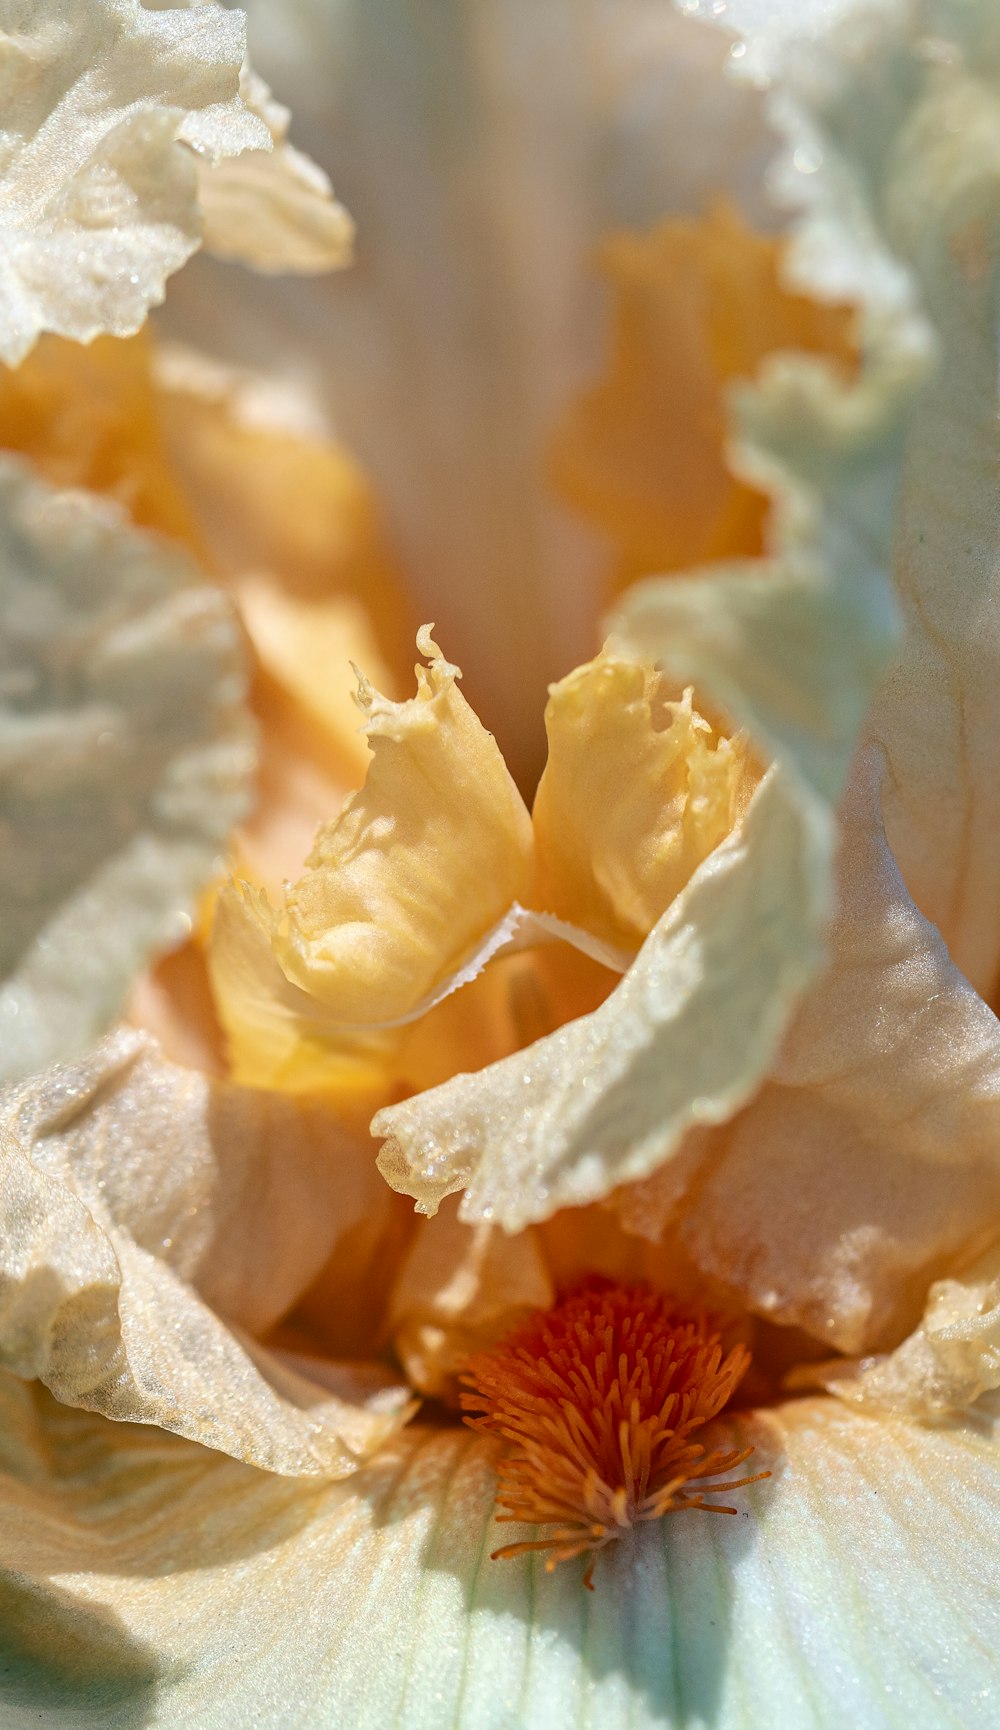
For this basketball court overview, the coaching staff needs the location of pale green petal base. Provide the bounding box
[2,1377,999,1729]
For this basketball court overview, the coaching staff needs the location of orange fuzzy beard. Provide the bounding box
[460,1278,767,1588]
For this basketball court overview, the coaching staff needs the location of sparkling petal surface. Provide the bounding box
[0,0,268,363]
[0,1028,411,1473]
[2,1380,1000,1728]
[0,458,253,1081]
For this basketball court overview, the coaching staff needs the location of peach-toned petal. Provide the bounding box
[674,759,1000,1356]
[0,332,199,544]
[550,201,855,594]
[271,630,533,1025]
[238,576,395,787]
[533,653,757,952]
[387,1199,554,1401]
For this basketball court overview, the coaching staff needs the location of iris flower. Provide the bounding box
[2,0,1000,1725]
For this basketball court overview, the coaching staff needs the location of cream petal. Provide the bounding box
[711,0,1000,998]
[673,757,1000,1355]
[0,0,270,364]
[376,770,830,1228]
[197,65,354,273]
[373,0,938,1227]
[821,1240,1000,1415]
[0,458,254,1082]
[0,1028,412,1473]
[2,1379,1000,1727]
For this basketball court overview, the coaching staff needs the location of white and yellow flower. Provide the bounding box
[3,1,1000,1726]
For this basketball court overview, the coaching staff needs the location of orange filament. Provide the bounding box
[460,1278,768,1589]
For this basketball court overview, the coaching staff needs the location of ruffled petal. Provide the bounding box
[0,1028,412,1474]
[2,1380,1000,1728]
[533,653,757,953]
[376,771,830,1228]
[666,756,1000,1355]
[705,1,1000,1000]
[0,0,270,364]
[197,64,354,273]
[0,458,253,1082]
[375,0,932,1228]
[237,630,534,1029]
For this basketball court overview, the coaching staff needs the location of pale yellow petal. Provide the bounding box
[0,1,269,364]
[208,876,396,1098]
[375,770,829,1228]
[273,631,533,1024]
[533,653,757,952]
[0,1028,411,1473]
[3,1378,1000,1727]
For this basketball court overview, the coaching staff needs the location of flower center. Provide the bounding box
[460,1277,767,1588]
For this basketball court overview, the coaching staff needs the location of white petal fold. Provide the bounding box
[2,1380,1000,1728]
[197,64,354,273]
[0,1028,412,1474]
[0,0,272,363]
[0,458,254,1082]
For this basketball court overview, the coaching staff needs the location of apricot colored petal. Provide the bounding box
[0,459,253,1083]
[272,632,533,1025]
[549,200,856,593]
[533,653,757,952]
[0,0,269,364]
[0,1028,412,1473]
[3,1383,1000,1727]
[238,575,396,787]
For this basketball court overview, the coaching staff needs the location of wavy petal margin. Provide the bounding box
[2,1383,999,1728]
[197,63,354,273]
[0,0,269,364]
[374,0,938,1230]
[0,1028,413,1474]
[0,458,255,1082]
